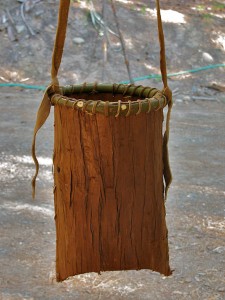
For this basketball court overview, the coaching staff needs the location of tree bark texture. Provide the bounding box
[53,101,171,281]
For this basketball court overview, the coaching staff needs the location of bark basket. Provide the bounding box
[31,0,173,282]
[51,83,171,281]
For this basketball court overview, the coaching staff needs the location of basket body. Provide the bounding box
[53,85,171,281]
[31,0,173,283]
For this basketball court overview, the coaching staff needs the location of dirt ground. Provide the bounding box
[0,0,225,299]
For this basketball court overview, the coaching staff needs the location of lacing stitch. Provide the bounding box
[136,100,142,115]
[82,100,93,112]
[125,100,132,117]
[115,100,122,117]
[112,83,117,97]
[91,81,98,94]
[104,101,110,116]
[146,98,152,114]
[155,93,163,111]
[64,98,69,107]
[92,100,101,114]
[123,84,134,96]
[113,83,124,96]
[155,99,161,111]
[72,100,79,110]
[55,96,61,105]
[130,85,142,97]
[80,82,87,94]
[147,88,156,98]
[138,86,149,98]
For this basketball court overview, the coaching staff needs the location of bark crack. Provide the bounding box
[78,113,89,219]
[69,170,73,208]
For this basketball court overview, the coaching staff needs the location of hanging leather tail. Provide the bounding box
[31,0,71,198]
[31,86,52,198]
[162,87,173,199]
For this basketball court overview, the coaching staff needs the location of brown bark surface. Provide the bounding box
[53,102,171,281]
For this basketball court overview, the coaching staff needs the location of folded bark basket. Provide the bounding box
[32,0,173,282]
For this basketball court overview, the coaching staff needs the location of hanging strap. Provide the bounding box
[31,0,172,198]
[50,0,170,91]
[51,0,70,91]
[155,0,173,199]
[31,0,71,198]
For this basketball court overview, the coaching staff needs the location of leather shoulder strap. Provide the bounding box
[155,1,173,198]
[51,0,71,92]
[50,0,169,89]
[32,0,173,198]
[156,0,168,89]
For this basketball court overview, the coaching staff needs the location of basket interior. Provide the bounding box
[51,84,167,116]
[66,92,141,103]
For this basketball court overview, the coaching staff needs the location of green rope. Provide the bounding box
[0,64,224,90]
[120,63,225,84]
[0,83,46,90]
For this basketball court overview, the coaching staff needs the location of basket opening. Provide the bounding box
[65,92,142,103]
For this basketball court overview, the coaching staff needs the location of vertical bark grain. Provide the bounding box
[54,105,171,281]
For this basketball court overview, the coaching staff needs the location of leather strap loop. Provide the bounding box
[31,0,173,198]
[51,0,169,90]
[51,0,70,92]
[156,0,168,89]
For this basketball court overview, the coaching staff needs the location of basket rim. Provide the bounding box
[50,83,168,117]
